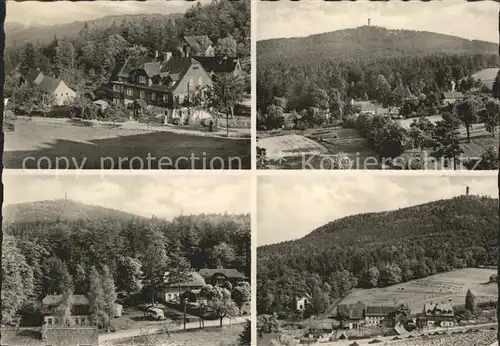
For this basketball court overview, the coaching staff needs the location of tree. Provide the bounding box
[203,286,238,327]
[141,227,169,306]
[361,267,380,288]
[39,92,57,117]
[409,116,436,151]
[492,70,500,99]
[484,98,500,137]
[379,264,402,287]
[41,257,73,296]
[211,242,236,268]
[116,256,143,295]
[12,83,42,117]
[309,287,330,315]
[67,94,97,119]
[474,146,499,170]
[232,281,251,311]
[465,289,477,314]
[1,235,35,324]
[216,35,238,57]
[454,97,480,143]
[432,115,463,169]
[101,265,117,332]
[88,266,105,327]
[206,74,245,135]
[55,285,75,327]
[376,75,393,107]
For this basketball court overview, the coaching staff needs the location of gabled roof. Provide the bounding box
[42,294,89,306]
[25,69,44,84]
[424,302,454,317]
[193,56,240,74]
[338,302,366,319]
[164,271,206,287]
[365,306,396,316]
[115,55,156,80]
[309,320,334,331]
[184,35,213,54]
[199,268,245,280]
[442,92,463,99]
[37,76,63,94]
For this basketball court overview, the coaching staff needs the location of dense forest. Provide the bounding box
[2,200,251,326]
[257,196,498,318]
[257,26,499,118]
[4,0,251,97]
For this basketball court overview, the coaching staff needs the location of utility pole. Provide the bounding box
[183,298,187,331]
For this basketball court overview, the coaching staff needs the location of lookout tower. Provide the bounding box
[368,17,371,26]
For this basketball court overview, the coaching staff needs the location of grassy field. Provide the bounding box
[108,324,244,346]
[4,119,250,169]
[336,268,497,313]
[380,329,497,346]
[257,128,377,169]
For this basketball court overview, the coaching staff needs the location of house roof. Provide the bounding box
[199,268,245,280]
[193,56,240,74]
[42,294,90,306]
[37,76,63,94]
[337,303,366,319]
[184,35,213,54]
[165,272,206,287]
[25,69,44,84]
[366,306,396,316]
[309,321,334,331]
[424,302,454,317]
[442,92,463,99]
[0,327,98,346]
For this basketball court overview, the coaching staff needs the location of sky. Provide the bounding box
[257,0,499,43]
[257,173,498,246]
[3,172,251,220]
[6,0,204,26]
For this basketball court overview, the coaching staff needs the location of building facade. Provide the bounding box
[42,294,91,326]
[158,271,206,302]
[198,268,247,286]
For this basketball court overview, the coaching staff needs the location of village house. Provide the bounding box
[109,53,213,112]
[307,320,335,340]
[198,268,247,286]
[0,326,99,346]
[440,91,463,106]
[158,271,207,303]
[296,294,311,312]
[192,56,244,79]
[20,69,77,106]
[181,35,215,58]
[337,302,366,329]
[364,306,396,326]
[41,294,92,326]
[417,302,455,328]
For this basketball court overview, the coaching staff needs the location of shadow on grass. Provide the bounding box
[4,131,251,169]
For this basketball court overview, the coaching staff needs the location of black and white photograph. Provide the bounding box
[256,1,499,170]
[1,172,252,346]
[257,173,498,345]
[3,0,251,170]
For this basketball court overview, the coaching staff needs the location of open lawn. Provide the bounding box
[4,119,250,169]
[336,268,497,313]
[108,324,245,346]
[380,329,497,346]
[257,128,377,169]
[472,67,499,90]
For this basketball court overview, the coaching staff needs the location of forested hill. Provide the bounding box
[3,199,144,223]
[258,26,497,62]
[6,14,183,46]
[257,196,498,314]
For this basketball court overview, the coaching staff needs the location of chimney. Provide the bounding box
[164,52,172,63]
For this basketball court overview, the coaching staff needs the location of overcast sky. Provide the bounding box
[257,0,499,43]
[257,173,498,247]
[3,172,251,219]
[6,0,203,26]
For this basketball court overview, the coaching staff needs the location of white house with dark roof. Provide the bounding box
[42,294,91,326]
[21,70,77,106]
[158,271,207,302]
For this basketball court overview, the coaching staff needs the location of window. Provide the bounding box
[152,92,156,101]
[163,95,169,102]
[193,65,199,70]
[126,88,133,96]
[113,84,119,92]
[139,76,147,84]
[140,90,145,99]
